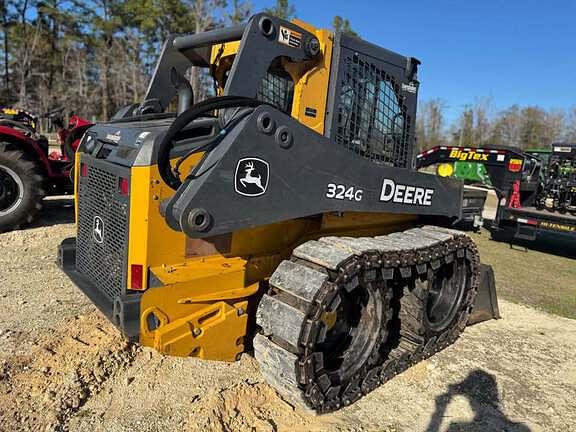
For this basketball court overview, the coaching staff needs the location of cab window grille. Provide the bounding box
[257,70,294,114]
[335,54,411,167]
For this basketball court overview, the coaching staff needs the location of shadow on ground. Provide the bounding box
[32,196,75,227]
[425,369,531,432]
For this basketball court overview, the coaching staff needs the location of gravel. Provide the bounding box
[1,197,574,431]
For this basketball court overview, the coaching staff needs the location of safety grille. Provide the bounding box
[76,163,129,302]
[335,54,412,167]
[257,71,294,114]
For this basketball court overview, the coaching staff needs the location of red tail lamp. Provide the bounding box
[118,177,129,195]
[130,264,143,290]
[508,158,523,173]
[80,163,88,177]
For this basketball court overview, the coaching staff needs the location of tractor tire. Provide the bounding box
[254,226,479,413]
[0,150,45,232]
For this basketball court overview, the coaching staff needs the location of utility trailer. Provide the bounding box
[495,144,576,245]
[416,145,576,247]
[415,145,535,231]
[493,205,576,244]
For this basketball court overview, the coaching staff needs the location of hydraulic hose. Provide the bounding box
[157,95,264,190]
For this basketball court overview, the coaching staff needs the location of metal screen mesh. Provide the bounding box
[257,71,294,114]
[335,54,412,167]
[76,164,129,301]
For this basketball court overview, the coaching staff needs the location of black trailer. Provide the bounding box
[416,144,576,247]
[492,143,576,246]
[493,205,576,243]
[416,145,540,231]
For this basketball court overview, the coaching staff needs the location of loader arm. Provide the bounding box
[163,104,463,237]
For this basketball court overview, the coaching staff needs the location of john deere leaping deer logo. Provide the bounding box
[234,158,269,197]
[93,216,104,244]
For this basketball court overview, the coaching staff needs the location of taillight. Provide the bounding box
[118,177,129,195]
[508,158,523,173]
[80,163,88,177]
[130,264,143,290]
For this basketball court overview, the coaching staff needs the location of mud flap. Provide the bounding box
[467,264,501,325]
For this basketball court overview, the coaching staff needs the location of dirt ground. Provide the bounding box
[0,197,575,432]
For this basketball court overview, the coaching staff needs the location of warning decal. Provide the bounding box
[278,26,302,48]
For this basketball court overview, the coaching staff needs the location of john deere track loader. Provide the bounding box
[58,14,498,413]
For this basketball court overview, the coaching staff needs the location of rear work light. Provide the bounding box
[130,264,143,290]
[118,177,129,195]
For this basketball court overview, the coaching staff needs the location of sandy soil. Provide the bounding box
[0,198,575,432]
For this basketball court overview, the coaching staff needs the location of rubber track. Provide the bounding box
[254,226,480,413]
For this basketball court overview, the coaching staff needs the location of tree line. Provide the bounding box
[0,0,357,123]
[3,1,572,152]
[0,0,254,121]
[417,98,576,151]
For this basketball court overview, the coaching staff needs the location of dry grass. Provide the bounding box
[470,229,576,319]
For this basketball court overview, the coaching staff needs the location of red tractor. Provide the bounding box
[0,107,93,232]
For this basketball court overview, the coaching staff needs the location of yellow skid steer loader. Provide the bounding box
[58,14,499,413]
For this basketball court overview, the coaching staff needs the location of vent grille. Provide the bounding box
[76,163,129,301]
[257,71,294,114]
[335,54,412,167]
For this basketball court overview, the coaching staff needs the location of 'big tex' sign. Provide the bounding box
[448,149,489,162]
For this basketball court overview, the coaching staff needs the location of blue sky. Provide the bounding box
[252,0,576,123]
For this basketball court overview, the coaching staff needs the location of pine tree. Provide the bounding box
[264,0,295,20]
[332,15,358,36]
